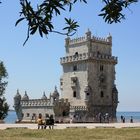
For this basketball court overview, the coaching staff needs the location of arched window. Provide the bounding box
[85,92,90,100]
[26,113,30,117]
[75,52,78,57]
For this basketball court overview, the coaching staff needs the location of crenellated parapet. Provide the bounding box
[65,30,112,47]
[60,52,117,64]
[67,36,86,46]
[92,35,111,45]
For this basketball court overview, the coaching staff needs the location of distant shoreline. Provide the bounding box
[8,109,15,112]
[4,111,140,124]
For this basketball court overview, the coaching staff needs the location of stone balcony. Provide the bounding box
[60,53,118,64]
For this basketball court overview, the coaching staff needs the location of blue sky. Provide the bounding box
[0,1,140,111]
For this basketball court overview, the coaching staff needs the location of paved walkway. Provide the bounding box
[0,123,140,130]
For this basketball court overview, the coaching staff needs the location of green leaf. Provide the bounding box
[39,27,43,37]
[63,27,69,30]
[15,18,25,26]
[30,26,38,35]
[98,13,105,17]
[42,25,48,34]
[82,0,87,4]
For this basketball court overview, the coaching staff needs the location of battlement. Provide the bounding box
[65,30,112,46]
[20,99,52,107]
[68,36,86,45]
[60,53,117,64]
[92,36,111,44]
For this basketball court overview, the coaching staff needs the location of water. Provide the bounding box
[4,111,140,123]
[117,112,140,123]
[4,110,17,124]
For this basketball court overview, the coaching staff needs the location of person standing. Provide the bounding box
[37,114,43,129]
[130,116,133,123]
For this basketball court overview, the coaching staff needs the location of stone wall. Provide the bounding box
[60,30,118,122]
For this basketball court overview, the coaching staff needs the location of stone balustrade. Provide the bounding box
[70,106,87,110]
[60,53,118,64]
[21,99,52,107]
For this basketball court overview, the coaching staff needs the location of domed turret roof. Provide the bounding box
[52,86,59,97]
[14,89,21,99]
[41,92,47,100]
[22,91,29,100]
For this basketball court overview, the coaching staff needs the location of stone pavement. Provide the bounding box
[0,123,140,130]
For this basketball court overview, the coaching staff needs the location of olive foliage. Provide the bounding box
[1,0,138,45]
[0,61,9,120]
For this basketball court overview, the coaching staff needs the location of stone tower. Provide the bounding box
[60,30,118,122]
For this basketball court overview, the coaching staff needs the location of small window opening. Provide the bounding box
[100,91,104,98]
[60,81,63,86]
[100,65,104,71]
[73,91,77,97]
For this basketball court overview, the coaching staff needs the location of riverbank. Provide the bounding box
[1,122,140,130]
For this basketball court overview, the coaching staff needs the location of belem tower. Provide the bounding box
[14,30,118,123]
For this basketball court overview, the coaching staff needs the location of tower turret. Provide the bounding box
[52,86,59,101]
[22,91,29,100]
[85,28,91,40]
[41,91,47,100]
[13,89,23,122]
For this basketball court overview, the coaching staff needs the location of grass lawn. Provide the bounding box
[0,128,140,140]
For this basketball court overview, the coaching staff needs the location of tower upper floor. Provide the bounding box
[64,29,112,56]
[61,30,117,65]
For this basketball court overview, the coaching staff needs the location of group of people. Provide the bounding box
[37,114,54,129]
[93,113,110,123]
[121,115,133,123]
[120,115,125,123]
